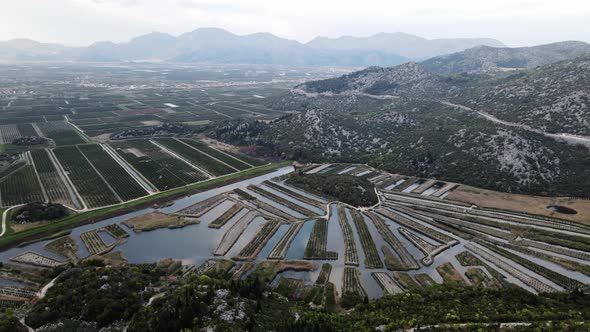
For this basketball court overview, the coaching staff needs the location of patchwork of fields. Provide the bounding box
[6,163,588,305]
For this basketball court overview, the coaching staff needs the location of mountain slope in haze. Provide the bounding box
[0,39,68,61]
[210,55,590,197]
[306,32,505,59]
[422,41,590,74]
[0,29,501,66]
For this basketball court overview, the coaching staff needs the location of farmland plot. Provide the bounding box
[337,205,359,266]
[350,209,383,269]
[53,146,120,208]
[179,138,252,170]
[154,138,235,176]
[78,144,148,201]
[304,219,338,260]
[30,149,75,207]
[109,139,206,190]
[236,219,281,259]
[0,124,21,144]
[342,267,367,298]
[268,223,303,259]
[0,161,44,206]
[36,121,86,146]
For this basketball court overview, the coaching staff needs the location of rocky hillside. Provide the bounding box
[422,41,590,74]
[211,55,590,197]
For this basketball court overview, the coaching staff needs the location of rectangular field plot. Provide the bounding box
[108,139,208,190]
[30,149,76,207]
[178,139,252,170]
[53,146,120,208]
[77,144,148,201]
[36,121,86,146]
[153,138,235,176]
[0,162,45,207]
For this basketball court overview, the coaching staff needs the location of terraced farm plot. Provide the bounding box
[10,252,63,268]
[477,240,585,290]
[337,205,359,266]
[109,139,206,190]
[315,263,332,284]
[30,149,75,207]
[36,121,86,145]
[154,138,235,176]
[53,146,120,208]
[178,194,228,217]
[80,230,112,255]
[45,236,78,261]
[0,162,45,206]
[366,212,419,270]
[102,223,129,239]
[342,267,367,299]
[436,262,467,285]
[372,272,403,294]
[415,273,436,287]
[248,185,317,217]
[465,243,556,293]
[77,144,148,201]
[393,272,422,290]
[350,210,383,269]
[377,207,456,244]
[236,219,281,259]
[209,204,243,228]
[263,181,326,209]
[214,211,259,256]
[268,223,303,259]
[304,219,338,260]
[179,138,252,170]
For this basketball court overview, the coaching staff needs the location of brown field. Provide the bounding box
[122,211,199,232]
[448,185,590,224]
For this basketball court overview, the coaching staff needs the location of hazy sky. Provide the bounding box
[2,0,590,46]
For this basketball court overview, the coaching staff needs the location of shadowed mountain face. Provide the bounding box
[0,29,503,66]
[210,54,590,197]
[421,41,590,74]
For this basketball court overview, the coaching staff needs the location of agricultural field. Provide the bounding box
[337,205,359,266]
[349,209,383,269]
[53,146,120,208]
[0,155,45,206]
[77,144,148,201]
[304,219,338,260]
[109,139,209,190]
[30,149,76,208]
[1,159,589,308]
[35,121,86,146]
[153,138,235,176]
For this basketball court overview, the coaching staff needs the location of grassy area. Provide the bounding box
[44,236,78,261]
[436,262,467,285]
[123,212,197,232]
[247,260,314,283]
[0,161,291,250]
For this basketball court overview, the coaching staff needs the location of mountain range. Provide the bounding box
[210,50,590,197]
[0,28,503,66]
